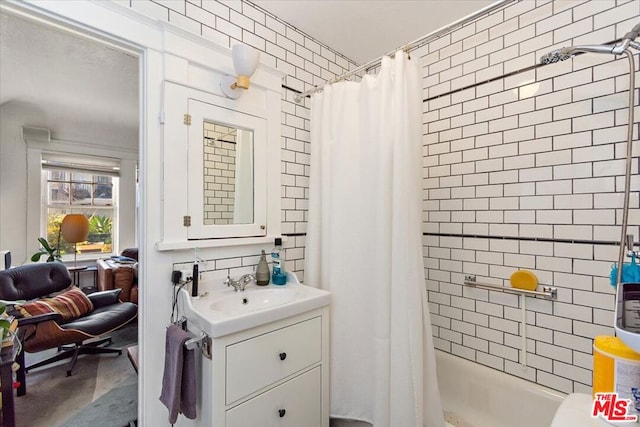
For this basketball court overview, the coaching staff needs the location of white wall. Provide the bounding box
[172,0,640,398]
[0,100,138,264]
[109,1,358,425]
[420,0,640,394]
[0,103,30,264]
[11,0,637,423]
[119,0,357,283]
[0,1,357,424]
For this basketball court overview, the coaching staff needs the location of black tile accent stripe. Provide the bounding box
[289,40,622,104]
[423,63,538,104]
[203,136,236,144]
[284,231,621,247]
[422,232,621,246]
[422,38,623,104]
[282,84,303,94]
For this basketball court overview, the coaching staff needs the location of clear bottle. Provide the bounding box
[255,250,270,286]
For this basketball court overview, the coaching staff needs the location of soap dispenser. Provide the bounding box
[256,250,270,286]
[271,238,287,285]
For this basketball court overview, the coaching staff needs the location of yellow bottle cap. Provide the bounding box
[594,336,640,361]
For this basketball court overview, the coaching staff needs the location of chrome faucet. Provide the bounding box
[224,273,255,292]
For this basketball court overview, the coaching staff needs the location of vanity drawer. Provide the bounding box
[226,366,321,427]
[226,317,321,404]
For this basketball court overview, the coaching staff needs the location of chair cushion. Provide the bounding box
[61,301,137,336]
[0,262,72,301]
[120,248,138,261]
[17,287,94,321]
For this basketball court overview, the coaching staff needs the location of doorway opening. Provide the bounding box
[0,7,142,426]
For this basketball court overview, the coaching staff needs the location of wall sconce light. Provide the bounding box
[220,44,260,99]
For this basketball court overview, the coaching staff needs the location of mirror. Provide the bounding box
[186,97,267,240]
[202,121,254,225]
[162,81,274,246]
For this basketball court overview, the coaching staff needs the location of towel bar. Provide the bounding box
[172,316,187,331]
[185,332,212,359]
[464,275,557,300]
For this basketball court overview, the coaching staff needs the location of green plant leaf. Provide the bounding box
[0,319,11,339]
[38,237,53,251]
[33,236,62,262]
[89,215,112,234]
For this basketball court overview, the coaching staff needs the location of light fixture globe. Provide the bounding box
[61,213,89,269]
[61,214,89,243]
[232,44,260,88]
[220,44,260,98]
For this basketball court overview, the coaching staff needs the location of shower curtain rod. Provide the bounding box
[294,0,516,103]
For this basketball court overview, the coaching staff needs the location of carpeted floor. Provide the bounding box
[62,382,137,427]
[13,322,138,427]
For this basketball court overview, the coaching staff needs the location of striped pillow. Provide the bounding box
[18,287,94,321]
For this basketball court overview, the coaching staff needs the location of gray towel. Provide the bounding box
[159,325,197,423]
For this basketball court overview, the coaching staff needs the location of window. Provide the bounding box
[42,156,119,259]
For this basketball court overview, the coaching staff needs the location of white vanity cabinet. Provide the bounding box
[226,367,321,427]
[207,307,330,427]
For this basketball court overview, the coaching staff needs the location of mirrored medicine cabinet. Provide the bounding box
[159,69,281,250]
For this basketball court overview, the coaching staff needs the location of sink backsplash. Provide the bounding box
[172,245,295,289]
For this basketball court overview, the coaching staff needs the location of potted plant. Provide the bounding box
[88,214,112,243]
[31,216,63,262]
[31,237,62,262]
[0,302,11,340]
[0,299,22,347]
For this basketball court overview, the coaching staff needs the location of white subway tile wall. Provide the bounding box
[202,122,237,225]
[134,0,640,396]
[129,0,357,280]
[423,0,640,393]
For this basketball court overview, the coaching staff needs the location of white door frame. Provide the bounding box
[1,1,165,425]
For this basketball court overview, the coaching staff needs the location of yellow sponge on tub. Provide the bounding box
[509,270,538,291]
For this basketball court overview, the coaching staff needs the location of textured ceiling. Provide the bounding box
[0,12,139,145]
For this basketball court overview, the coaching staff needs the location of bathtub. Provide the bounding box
[437,350,566,427]
[331,350,566,427]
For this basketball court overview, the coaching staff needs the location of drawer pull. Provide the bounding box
[278,409,286,418]
[279,352,287,361]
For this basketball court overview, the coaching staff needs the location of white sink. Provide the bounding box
[180,272,330,337]
[210,288,300,315]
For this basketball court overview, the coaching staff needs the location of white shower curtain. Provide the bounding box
[306,52,445,427]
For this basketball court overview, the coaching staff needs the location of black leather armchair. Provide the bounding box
[0,263,137,393]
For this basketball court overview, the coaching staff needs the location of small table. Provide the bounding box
[0,336,19,427]
[69,265,98,288]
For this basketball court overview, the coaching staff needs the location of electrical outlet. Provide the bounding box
[180,269,193,281]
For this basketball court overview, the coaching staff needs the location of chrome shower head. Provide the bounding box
[539,47,576,64]
[541,22,639,64]
[540,44,616,65]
